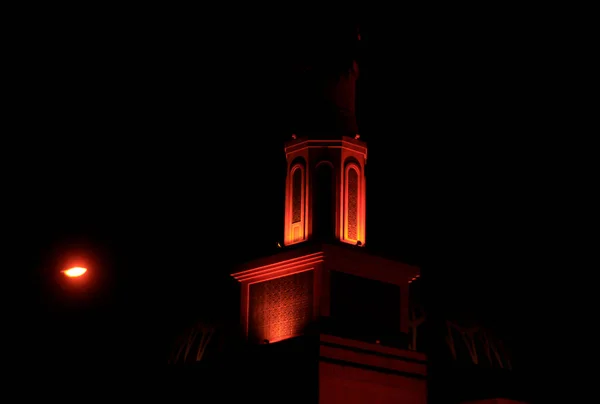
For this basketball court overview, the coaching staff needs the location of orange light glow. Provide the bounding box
[63,267,87,277]
[283,137,367,246]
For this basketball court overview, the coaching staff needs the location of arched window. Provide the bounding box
[344,163,360,242]
[347,168,358,240]
[288,161,306,243]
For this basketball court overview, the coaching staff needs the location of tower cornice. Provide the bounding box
[284,135,367,161]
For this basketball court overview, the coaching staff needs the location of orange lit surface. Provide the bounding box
[248,269,314,343]
[63,267,87,277]
[283,136,367,246]
[232,244,419,341]
[319,334,427,404]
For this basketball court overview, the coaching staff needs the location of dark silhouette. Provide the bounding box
[313,163,335,240]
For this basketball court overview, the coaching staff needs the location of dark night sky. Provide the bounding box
[11,10,571,390]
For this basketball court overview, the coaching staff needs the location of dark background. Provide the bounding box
[8,7,576,399]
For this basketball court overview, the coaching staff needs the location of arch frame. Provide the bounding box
[343,161,362,244]
[285,158,308,245]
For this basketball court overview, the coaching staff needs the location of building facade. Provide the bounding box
[169,26,530,404]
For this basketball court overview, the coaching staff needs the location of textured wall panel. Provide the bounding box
[249,270,314,343]
[347,168,358,240]
[292,168,302,223]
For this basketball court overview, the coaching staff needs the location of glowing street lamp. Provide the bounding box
[62,267,87,278]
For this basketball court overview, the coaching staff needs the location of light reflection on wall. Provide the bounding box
[248,270,314,343]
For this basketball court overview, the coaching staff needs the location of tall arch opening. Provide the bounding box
[314,162,335,241]
[292,167,303,224]
[289,162,305,243]
[343,159,362,244]
[346,167,358,240]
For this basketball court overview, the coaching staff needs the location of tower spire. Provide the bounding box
[283,26,366,246]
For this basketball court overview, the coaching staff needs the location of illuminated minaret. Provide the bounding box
[225,23,517,404]
[230,26,425,402]
[283,28,367,247]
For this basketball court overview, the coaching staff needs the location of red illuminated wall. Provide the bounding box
[232,244,419,343]
[283,136,367,246]
[248,270,314,343]
[232,250,325,344]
